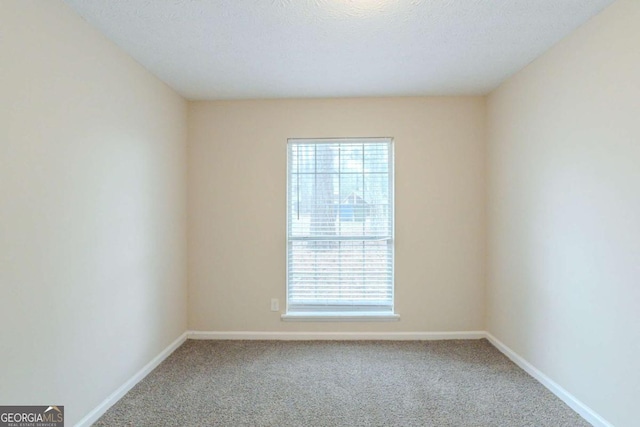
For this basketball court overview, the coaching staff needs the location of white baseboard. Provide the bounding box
[75,332,188,427]
[187,330,486,340]
[485,333,613,427]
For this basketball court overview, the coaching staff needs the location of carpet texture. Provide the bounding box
[94,339,589,426]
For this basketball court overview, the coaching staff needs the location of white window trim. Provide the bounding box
[284,137,397,321]
[281,312,400,322]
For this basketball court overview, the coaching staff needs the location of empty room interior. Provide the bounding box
[1,0,638,426]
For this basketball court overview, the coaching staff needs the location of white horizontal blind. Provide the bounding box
[287,138,394,313]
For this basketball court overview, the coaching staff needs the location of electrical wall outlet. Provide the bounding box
[270,298,279,312]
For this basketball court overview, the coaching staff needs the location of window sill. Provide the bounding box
[281,312,400,322]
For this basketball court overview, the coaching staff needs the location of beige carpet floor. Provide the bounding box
[94,339,589,426]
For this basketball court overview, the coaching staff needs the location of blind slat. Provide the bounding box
[287,139,394,313]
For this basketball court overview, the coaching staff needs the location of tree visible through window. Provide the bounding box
[286,138,394,314]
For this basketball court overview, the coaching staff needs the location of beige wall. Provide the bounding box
[0,1,187,425]
[486,0,640,425]
[6,0,636,424]
[188,97,486,332]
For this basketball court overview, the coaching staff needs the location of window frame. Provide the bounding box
[283,137,398,321]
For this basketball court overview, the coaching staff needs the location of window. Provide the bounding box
[285,138,396,319]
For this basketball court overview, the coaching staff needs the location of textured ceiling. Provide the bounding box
[64,0,614,100]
